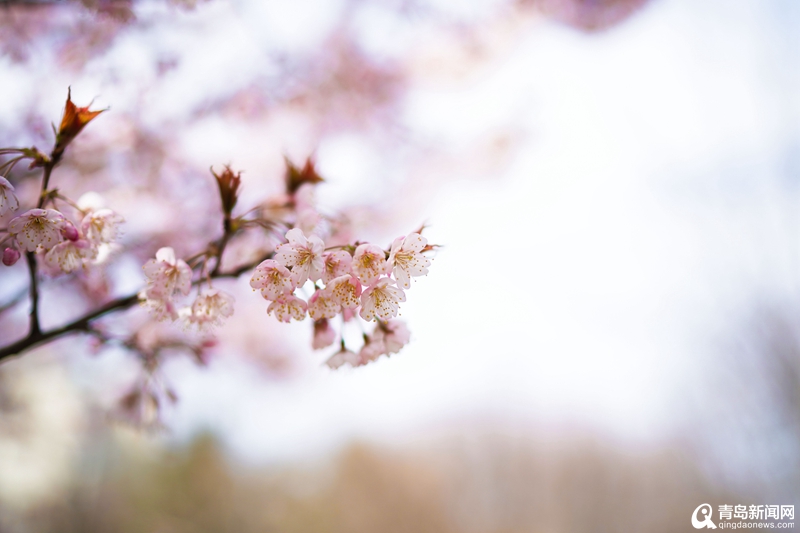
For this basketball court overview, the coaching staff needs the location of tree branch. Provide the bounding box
[0,252,272,364]
[24,251,41,336]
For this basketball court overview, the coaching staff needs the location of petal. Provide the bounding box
[393,266,411,289]
[274,245,300,267]
[291,262,311,287]
[284,228,307,246]
[402,233,427,252]
[155,247,176,264]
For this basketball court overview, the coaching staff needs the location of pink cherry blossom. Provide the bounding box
[308,287,341,320]
[312,319,336,350]
[325,345,360,369]
[142,247,193,298]
[250,259,296,300]
[358,337,387,365]
[138,287,180,321]
[274,228,324,286]
[373,320,411,354]
[352,243,389,285]
[0,176,19,216]
[327,274,362,309]
[81,208,124,244]
[8,208,66,252]
[185,288,235,331]
[388,233,431,289]
[321,250,352,283]
[359,278,406,322]
[45,238,95,273]
[267,294,308,323]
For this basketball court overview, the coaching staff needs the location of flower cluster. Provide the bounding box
[136,160,435,363]
[324,319,412,369]
[249,227,432,367]
[1,193,123,272]
[139,247,235,331]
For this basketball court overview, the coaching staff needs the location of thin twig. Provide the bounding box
[209,216,232,277]
[37,161,55,209]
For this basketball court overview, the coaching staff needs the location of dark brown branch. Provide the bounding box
[0,293,139,362]
[0,252,273,364]
[24,251,40,336]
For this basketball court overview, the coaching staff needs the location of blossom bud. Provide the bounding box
[285,156,324,195]
[2,247,20,266]
[61,222,80,241]
[312,319,336,350]
[53,88,106,160]
[211,165,242,219]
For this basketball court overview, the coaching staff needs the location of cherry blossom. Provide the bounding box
[185,288,235,331]
[388,233,431,289]
[325,345,360,369]
[0,176,19,216]
[250,259,296,300]
[274,228,324,286]
[8,208,66,252]
[138,288,180,321]
[373,320,411,354]
[312,319,336,350]
[44,238,95,273]
[142,247,193,298]
[308,287,341,320]
[267,294,308,322]
[321,250,352,283]
[81,208,124,245]
[359,278,406,322]
[352,243,389,285]
[327,274,362,309]
[358,336,387,365]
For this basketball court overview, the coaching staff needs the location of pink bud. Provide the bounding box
[312,319,336,350]
[61,223,79,241]
[3,247,20,266]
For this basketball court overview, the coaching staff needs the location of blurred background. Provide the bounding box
[0,0,799,531]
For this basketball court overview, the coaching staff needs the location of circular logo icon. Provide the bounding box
[692,504,718,529]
